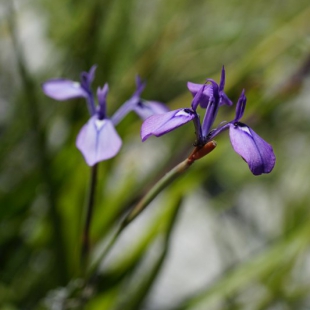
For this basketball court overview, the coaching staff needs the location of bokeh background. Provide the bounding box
[1,0,310,309]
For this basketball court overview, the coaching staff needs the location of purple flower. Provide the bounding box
[42,66,97,115]
[141,67,276,175]
[208,90,276,175]
[111,76,168,125]
[187,66,233,108]
[43,66,121,166]
[141,84,206,143]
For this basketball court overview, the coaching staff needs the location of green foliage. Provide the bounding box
[1,0,310,309]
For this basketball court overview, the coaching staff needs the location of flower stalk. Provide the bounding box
[81,164,98,271]
[88,141,217,274]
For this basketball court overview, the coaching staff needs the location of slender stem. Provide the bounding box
[87,141,217,275]
[121,158,193,227]
[87,157,194,274]
[81,164,98,270]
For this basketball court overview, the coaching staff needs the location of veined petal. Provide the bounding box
[42,79,88,100]
[187,82,213,108]
[141,108,196,142]
[76,117,122,166]
[229,123,276,175]
[134,100,169,120]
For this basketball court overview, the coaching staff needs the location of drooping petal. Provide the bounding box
[76,117,122,166]
[42,79,88,100]
[141,108,196,141]
[187,82,213,108]
[229,123,276,175]
[134,100,169,120]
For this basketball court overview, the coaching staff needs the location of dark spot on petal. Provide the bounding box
[184,108,194,115]
[235,121,246,127]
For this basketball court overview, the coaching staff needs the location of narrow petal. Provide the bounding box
[219,66,225,91]
[234,89,246,122]
[97,83,109,120]
[141,109,196,141]
[187,82,213,108]
[80,65,97,91]
[42,79,87,100]
[201,80,220,137]
[134,100,169,120]
[76,117,122,166]
[229,123,276,175]
[191,84,206,111]
[134,75,146,97]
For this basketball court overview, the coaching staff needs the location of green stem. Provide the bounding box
[88,157,193,275]
[121,157,193,227]
[81,164,98,271]
[87,141,217,276]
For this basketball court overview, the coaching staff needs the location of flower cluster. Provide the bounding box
[141,67,276,175]
[42,66,168,166]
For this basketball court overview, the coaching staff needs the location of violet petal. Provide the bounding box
[187,82,213,108]
[134,100,169,120]
[76,117,122,166]
[234,90,246,122]
[97,83,109,120]
[141,109,196,141]
[42,79,88,100]
[229,123,276,175]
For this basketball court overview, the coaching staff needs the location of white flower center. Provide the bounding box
[175,109,190,117]
[95,119,106,130]
[239,125,251,135]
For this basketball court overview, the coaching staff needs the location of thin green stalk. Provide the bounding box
[121,158,192,227]
[81,164,99,271]
[88,141,217,275]
[87,157,192,275]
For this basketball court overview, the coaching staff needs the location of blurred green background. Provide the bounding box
[1,0,310,309]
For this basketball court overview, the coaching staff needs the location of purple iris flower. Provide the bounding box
[141,84,206,143]
[43,66,167,166]
[42,66,121,166]
[208,90,276,175]
[141,68,276,175]
[187,66,233,108]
